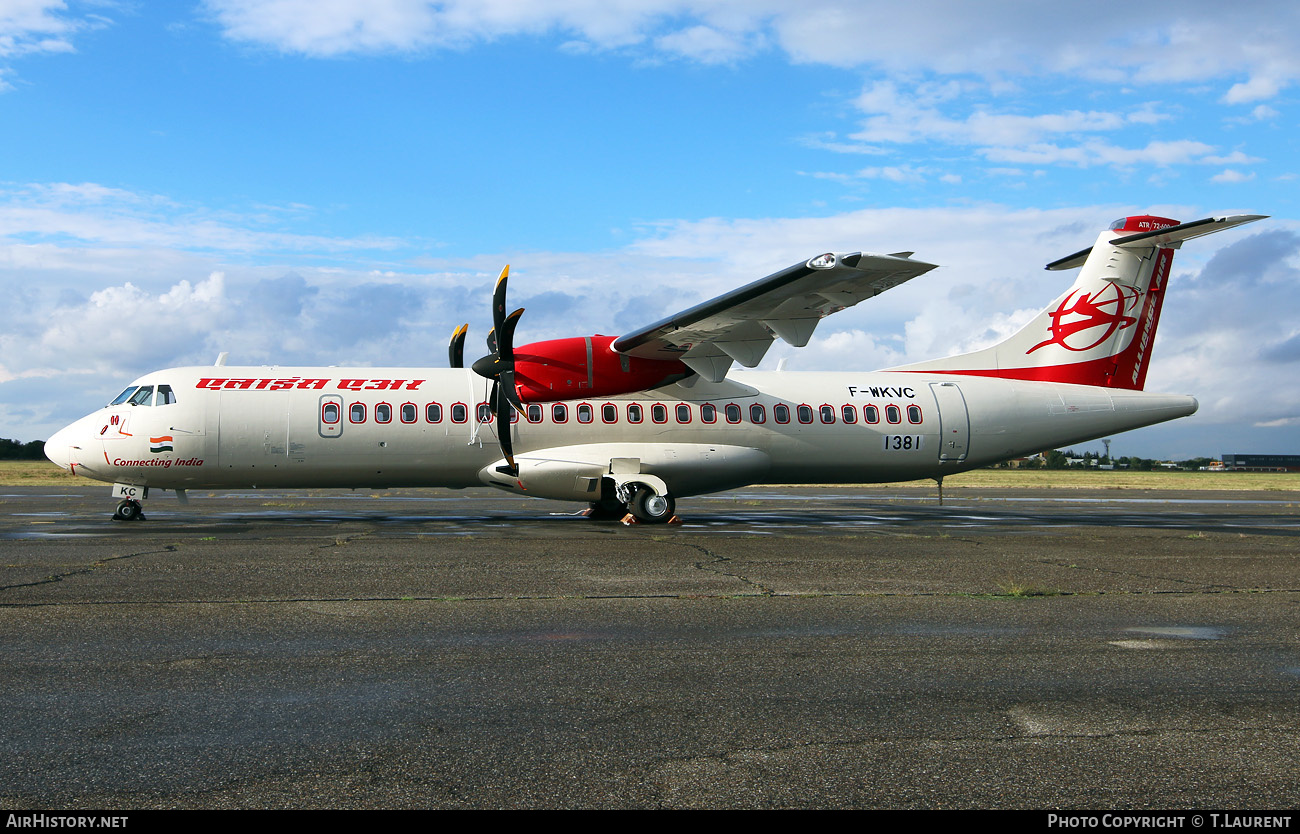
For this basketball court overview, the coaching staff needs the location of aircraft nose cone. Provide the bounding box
[44,426,73,470]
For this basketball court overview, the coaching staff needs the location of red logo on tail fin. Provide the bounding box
[1027,281,1139,354]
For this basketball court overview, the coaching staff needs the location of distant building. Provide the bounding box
[1221,454,1300,472]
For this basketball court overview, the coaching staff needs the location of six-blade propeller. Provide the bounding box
[461,266,525,475]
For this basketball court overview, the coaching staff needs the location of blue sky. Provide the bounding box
[1,0,1297,459]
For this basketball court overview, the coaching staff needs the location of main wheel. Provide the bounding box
[629,487,674,524]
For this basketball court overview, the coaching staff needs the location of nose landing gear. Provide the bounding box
[113,499,145,521]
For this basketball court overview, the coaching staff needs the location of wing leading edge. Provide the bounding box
[612,251,937,382]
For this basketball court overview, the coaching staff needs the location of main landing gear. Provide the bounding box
[584,482,679,524]
[628,486,675,524]
[113,499,145,521]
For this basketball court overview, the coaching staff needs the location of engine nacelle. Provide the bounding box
[511,335,690,403]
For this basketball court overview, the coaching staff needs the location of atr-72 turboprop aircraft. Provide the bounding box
[45,213,1263,523]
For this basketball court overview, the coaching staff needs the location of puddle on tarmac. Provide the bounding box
[1124,626,1227,640]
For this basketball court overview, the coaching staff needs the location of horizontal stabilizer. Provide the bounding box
[1045,247,1092,271]
[1047,214,1267,270]
[1111,214,1267,250]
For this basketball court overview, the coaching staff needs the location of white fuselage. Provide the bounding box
[45,365,1197,501]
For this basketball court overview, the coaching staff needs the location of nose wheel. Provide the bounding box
[113,499,145,521]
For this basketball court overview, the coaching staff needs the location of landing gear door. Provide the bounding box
[930,381,970,462]
[319,394,344,438]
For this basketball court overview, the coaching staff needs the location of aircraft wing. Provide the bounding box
[611,251,937,382]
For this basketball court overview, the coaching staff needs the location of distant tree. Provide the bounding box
[0,438,46,460]
[1045,449,1069,469]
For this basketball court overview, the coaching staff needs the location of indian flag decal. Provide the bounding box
[150,435,174,453]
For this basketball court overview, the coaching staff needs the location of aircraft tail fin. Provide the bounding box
[889,214,1264,390]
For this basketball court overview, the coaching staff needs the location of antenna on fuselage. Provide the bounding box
[214,352,228,367]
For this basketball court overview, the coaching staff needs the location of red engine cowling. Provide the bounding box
[511,335,689,403]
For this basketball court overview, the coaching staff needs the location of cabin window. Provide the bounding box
[675,404,691,423]
[552,403,568,423]
[907,405,922,424]
[349,403,366,423]
[651,404,667,424]
[128,386,155,407]
[797,405,813,424]
[602,403,618,423]
[773,404,790,424]
[451,403,467,423]
[864,405,879,424]
[750,404,766,424]
[627,403,643,423]
[322,402,340,424]
[477,402,493,423]
[509,408,519,423]
[375,403,392,423]
[701,404,717,423]
[527,404,542,423]
[577,403,593,424]
[157,385,177,405]
[724,404,741,424]
[819,405,835,424]
[841,404,857,424]
[426,402,443,423]
[110,386,140,406]
[885,404,902,424]
[400,403,417,423]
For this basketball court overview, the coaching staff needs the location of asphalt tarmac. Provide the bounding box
[2,484,1298,809]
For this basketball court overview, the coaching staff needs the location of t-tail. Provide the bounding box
[890,214,1265,390]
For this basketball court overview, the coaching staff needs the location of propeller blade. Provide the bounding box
[475,264,523,476]
[493,378,518,475]
[499,308,524,361]
[491,265,509,346]
[448,323,468,368]
[500,367,523,413]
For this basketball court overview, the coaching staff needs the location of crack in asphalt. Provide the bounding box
[0,545,178,596]
[679,541,776,596]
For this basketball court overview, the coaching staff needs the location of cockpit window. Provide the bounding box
[157,385,177,405]
[110,386,140,406]
[127,386,155,406]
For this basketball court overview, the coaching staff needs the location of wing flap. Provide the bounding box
[613,251,937,375]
